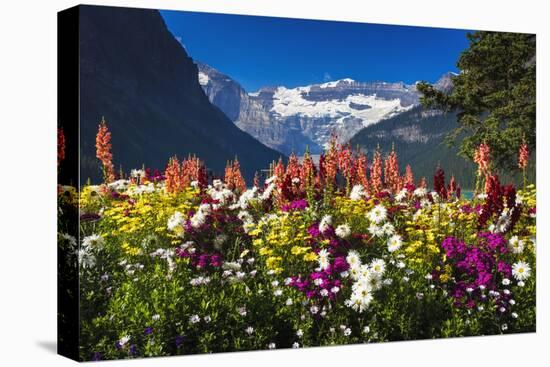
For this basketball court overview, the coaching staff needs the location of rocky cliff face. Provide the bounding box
[78,6,283,183]
[198,64,423,156]
[433,71,457,93]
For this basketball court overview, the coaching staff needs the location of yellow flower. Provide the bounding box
[121,242,142,256]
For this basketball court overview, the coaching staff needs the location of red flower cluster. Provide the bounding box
[57,127,65,168]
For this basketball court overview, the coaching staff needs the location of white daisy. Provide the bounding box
[346,250,361,270]
[317,249,330,270]
[350,184,367,201]
[512,261,531,281]
[508,236,525,254]
[387,235,402,252]
[189,315,200,324]
[413,187,427,197]
[245,326,254,335]
[82,234,104,249]
[222,261,241,271]
[367,205,387,224]
[167,211,185,232]
[381,222,395,236]
[319,215,332,234]
[369,259,386,276]
[368,223,384,237]
[395,189,408,202]
[335,224,352,238]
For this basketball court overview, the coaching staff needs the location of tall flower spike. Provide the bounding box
[224,161,235,190]
[354,152,369,193]
[286,153,301,182]
[273,158,286,188]
[95,117,115,183]
[324,137,339,185]
[232,158,246,193]
[433,166,447,199]
[384,146,400,193]
[338,144,355,187]
[57,127,65,168]
[448,175,457,199]
[300,149,317,191]
[474,142,491,176]
[370,148,383,193]
[518,140,529,170]
[404,164,414,186]
[164,156,180,193]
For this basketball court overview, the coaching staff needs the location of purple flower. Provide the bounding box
[129,344,137,356]
[80,212,101,222]
[210,254,222,267]
[144,327,153,335]
[307,224,320,237]
[175,335,185,348]
[331,256,349,273]
[91,352,102,361]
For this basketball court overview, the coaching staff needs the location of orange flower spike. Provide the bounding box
[273,158,286,188]
[338,144,355,184]
[386,148,400,193]
[448,175,457,199]
[164,156,180,194]
[224,161,235,190]
[473,142,491,176]
[286,153,301,181]
[518,140,529,170]
[383,149,399,193]
[354,152,369,192]
[95,118,115,183]
[324,139,339,184]
[299,151,316,191]
[232,158,247,193]
[404,164,414,186]
[370,148,383,193]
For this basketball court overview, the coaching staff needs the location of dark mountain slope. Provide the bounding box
[349,106,478,188]
[349,105,533,189]
[78,5,283,183]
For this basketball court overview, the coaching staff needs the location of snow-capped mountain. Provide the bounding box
[198,62,446,156]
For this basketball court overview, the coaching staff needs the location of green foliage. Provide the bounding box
[417,31,536,171]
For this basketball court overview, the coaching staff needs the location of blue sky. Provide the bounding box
[160,10,472,92]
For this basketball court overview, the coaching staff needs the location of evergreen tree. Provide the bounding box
[417,31,535,172]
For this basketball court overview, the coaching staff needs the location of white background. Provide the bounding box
[0,0,547,365]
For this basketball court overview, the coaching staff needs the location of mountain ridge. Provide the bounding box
[78,6,284,183]
[197,63,455,157]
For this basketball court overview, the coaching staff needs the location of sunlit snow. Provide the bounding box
[198,72,210,86]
